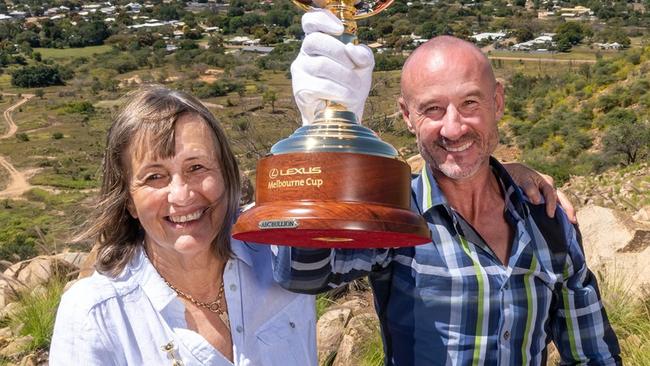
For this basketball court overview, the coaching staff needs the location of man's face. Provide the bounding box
[399,47,504,181]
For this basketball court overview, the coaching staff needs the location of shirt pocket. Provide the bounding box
[254,295,316,366]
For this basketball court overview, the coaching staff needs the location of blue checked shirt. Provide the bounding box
[272,158,621,365]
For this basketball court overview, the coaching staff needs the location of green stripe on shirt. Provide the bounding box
[563,263,580,360]
[521,255,539,364]
[459,234,486,366]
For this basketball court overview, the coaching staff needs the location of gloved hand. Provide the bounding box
[291,8,375,125]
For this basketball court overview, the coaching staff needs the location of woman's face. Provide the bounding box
[125,114,227,257]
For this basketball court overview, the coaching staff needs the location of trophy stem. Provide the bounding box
[325,3,358,37]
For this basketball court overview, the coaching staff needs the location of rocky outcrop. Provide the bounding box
[316,293,380,366]
[0,252,87,365]
[563,163,649,214]
[578,205,650,293]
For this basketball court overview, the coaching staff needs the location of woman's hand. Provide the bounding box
[503,162,577,224]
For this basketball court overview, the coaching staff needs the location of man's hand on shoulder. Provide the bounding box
[503,162,577,224]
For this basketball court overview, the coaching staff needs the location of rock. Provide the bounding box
[0,327,13,338]
[54,252,88,269]
[578,205,650,293]
[29,285,46,298]
[633,206,650,223]
[0,335,32,358]
[317,308,352,365]
[578,205,635,265]
[0,277,27,309]
[406,154,425,173]
[78,245,98,279]
[332,313,380,366]
[18,353,37,366]
[0,302,22,319]
[4,256,77,290]
[0,260,13,272]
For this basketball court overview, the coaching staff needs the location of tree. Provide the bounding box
[512,27,534,43]
[35,89,44,99]
[263,89,277,113]
[602,119,650,165]
[554,22,592,49]
[11,65,64,87]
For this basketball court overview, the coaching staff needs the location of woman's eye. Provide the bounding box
[145,174,163,182]
[189,164,204,172]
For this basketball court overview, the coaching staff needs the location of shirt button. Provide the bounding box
[503,331,510,340]
[236,325,243,333]
[230,284,237,291]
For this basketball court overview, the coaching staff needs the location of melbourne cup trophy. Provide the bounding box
[232,0,431,248]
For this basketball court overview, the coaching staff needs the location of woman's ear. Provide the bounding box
[126,199,138,219]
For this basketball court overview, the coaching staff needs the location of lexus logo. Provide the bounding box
[269,168,279,179]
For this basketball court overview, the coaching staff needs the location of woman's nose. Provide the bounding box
[168,175,191,204]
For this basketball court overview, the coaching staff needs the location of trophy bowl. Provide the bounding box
[231,0,431,248]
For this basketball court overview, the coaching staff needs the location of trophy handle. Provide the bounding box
[292,0,394,123]
[291,0,394,42]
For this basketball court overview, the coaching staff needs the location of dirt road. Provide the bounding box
[0,94,35,198]
[1,94,34,139]
[488,56,596,64]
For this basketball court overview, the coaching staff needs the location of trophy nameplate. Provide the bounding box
[232,0,431,248]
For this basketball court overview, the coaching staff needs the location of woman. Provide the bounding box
[50,86,316,366]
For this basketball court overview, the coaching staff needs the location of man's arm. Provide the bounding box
[551,212,621,364]
[271,246,392,294]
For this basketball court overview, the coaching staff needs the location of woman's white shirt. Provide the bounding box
[49,240,317,366]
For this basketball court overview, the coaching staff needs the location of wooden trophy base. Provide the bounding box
[232,152,431,248]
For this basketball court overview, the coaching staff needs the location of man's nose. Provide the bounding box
[439,104,464,140]
[168,174,191,204]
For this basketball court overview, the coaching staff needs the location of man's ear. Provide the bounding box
[494,81,505,121]
[398,96,415,133]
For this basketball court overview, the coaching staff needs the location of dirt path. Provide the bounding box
[0,156,31,198]
[1,94,34,139]
[488,56,596,64]
[0,94,35,198]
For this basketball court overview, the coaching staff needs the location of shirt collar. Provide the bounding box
[128,247,178,312]
[413,157,529,220]
[127,239,255,312]
[230,238,254,267]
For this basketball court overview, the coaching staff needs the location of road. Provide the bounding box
[0,94,35,198]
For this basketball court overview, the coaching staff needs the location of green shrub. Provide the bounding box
[51,132,63,140]
[62,101,95,115]
[7,276,67,352]
[15,133,29,142]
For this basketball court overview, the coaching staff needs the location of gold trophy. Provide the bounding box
[231,0,431,248]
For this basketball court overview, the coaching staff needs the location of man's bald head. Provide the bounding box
[400,36,496,103]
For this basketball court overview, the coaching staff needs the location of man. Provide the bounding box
[273,10,621,365]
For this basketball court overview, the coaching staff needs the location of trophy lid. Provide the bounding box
[270,109,399,158]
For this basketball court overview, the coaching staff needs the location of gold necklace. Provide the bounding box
[164,279,226,314]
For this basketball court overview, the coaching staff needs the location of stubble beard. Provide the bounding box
[419,128,499,180]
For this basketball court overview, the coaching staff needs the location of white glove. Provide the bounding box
[291,9,375,125]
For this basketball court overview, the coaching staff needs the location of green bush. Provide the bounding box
[63,101,95,115]
[51,132,64,140]
[7,276,67,352]
[16,133,29,142]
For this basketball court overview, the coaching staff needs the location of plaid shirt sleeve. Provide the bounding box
[551,214,622,365]
[271,246,392,294]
